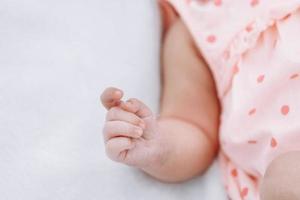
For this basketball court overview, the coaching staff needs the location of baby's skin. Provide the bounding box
[101,2,300,200]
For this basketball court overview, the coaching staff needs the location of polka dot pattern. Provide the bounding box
[214,0,222,6]
[257,74,265,83]
[248,108,256,116]
[241,187,249,198]
[206,34,216,43]
[250,0,259,7]
[232,65,239,75]
[231,169,238,177]
[169,0,300,199]
[281,105,290,116]
[271,138,278,148]
[290,73,299,79]
[246,24,253,32]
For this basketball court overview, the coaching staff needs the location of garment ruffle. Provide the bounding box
[219,1,300,98]
[225,1,300,66]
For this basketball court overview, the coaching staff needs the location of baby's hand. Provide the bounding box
[100,87,163,168]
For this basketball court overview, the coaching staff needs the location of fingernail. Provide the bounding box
[135,128,143,136]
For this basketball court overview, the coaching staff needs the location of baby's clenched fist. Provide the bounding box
[101,87,163,168]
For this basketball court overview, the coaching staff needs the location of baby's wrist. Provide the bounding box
[140,120,172,177]
[140,147,171,179]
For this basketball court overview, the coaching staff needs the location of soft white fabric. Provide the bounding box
[0,0,225,199]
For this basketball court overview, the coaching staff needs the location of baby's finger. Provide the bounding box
[106,137,134,162]
[106,107,146,129]
[120,98,153,118]
[100,87,123,110]
[103,121,143,142]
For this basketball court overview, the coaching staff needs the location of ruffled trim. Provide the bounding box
[220,1,300,97]
[225,1,300,64]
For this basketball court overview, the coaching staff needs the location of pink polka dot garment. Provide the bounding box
[165,0,300,199]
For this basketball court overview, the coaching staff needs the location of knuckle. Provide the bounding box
[106,107,120,120]
[105,113,110,121]
[128,98,139,104]
[102,123,109,135]
[130,125,141,137]
[102,121,115,136]
[132,116,141,125]
[105,149,117,161]
[126,98,141,112]
[105,142,115,156]
[105,141,114,152]
[105,143,122,162]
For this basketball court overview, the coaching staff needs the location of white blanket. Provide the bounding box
[0,0,226,199]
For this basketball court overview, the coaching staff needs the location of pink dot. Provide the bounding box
[246,24,253,32]
[281,105,290,116]
[283,14,292,20]
[290,73,299,79]
[248,140,257,144]
[250,0,259,6]
[199,0,210,3]
[257,74,265,83]
[248,108,256,116]
[233,65,239,75]
[206,34,216,43]
[231,169,238,177]
[223,50,230,60]
[241,187,249,198]
[271,137,278,148]
[214,0,222,6]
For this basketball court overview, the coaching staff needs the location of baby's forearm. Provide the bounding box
[141,117,217,183]
[141,16,220,183]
